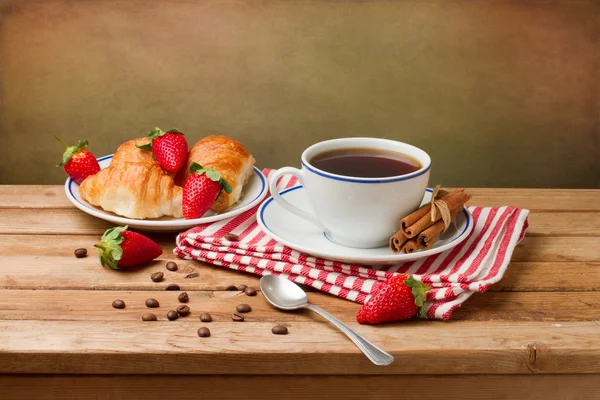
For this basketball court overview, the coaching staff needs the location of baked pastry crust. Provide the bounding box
[176,135,255,213]
[79,138,183,219]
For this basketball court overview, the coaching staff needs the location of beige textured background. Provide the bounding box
[0,0,598,187]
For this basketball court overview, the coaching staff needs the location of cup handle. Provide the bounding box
[269,167,327,231]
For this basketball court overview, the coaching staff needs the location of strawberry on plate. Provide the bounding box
[55,135,101,185]
[136,127,188,174]
[182,162,232,219]
[357,274,430,324]
[94,225,162,270]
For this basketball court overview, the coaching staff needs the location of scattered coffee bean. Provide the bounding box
[244,287,257,296]
[74,248,87,258]
[151,272,164,282]
[166,284,180,291]
[200,313,213,322]
[142,313,157,321]
[237,284,247,292]
[166,261,178,271]
[178,292,189,303]
[236,304,252,313]
[185,273,199,279]
[176,305,190,316]
[232,313,245,322]
[226,285,238,291]
[197,327,211,337]
[272,325,288,335]
[112,299,125,309]
[145,298,159,308]
[224,233,239,241]
[167,310,179,321]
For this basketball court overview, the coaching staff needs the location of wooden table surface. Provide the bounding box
[1,186,599,399]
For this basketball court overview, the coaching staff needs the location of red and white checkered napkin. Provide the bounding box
[174,169,530,320]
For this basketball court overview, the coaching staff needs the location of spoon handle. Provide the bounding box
[304,304,395,366]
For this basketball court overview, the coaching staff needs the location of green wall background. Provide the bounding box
[0,0,598,187]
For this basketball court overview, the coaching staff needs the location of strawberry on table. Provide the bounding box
[94,225,162,270]
[136,127,188,174]
[54,135,101,185]
[357,275,430,324]
[182,162,232,219]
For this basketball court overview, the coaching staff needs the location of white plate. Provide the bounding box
[65,154,268,232]
[257,187,473,265]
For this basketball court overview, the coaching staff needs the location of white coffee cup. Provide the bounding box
[268,137,431,249]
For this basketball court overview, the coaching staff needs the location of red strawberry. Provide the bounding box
[137,127,188,174]
[356,275,430,324]
[55,135,101,185]
[182,162,232,219]
[94,225,162,269]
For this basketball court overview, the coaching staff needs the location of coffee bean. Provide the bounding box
[142,313,157,321]
[166,284,180,291]
[244,287,257,296]
[236,304,252,313]
[151,272,164,282]
[272,325,288,335]
[224,233,239,241]
[74,248,87,258]
[112,299,125,309]
[176,305,190,316]
[232,313,245,322]
[166,261,178,271]
[178,292,189,303]
[167,310,179,321]
[185,273,199,279]
[226,285,238,291]
[197,327,211,337]
[200,313,212,322]
[237,284,247,292]
[145,298,159,308]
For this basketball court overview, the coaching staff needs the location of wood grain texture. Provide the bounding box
[0,289,598,322]
[1,208,600,236]
[1,320,599,375]
[3,234,600,262]
[2,186,599,210]
[2,374,600,400]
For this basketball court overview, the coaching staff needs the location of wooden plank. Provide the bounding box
[1,320,599,375]
[1,208,599,236]
[0,289,597,322]
[1,253,599,292]
[2,234,599,263]
[2,186,600,211]
[2,374,600,400]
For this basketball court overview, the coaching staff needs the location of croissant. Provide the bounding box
[79,138,183,219]
[176,135,255,213]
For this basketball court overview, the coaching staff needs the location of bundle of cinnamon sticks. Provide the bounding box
[389,187,471,254]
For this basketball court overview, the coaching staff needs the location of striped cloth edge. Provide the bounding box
[174,168,530,320]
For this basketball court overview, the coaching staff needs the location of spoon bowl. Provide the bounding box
[259,274,394,366]
[260,274,309,310]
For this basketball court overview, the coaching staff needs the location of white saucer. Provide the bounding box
[65,154,268,232]
[257,187,473,265]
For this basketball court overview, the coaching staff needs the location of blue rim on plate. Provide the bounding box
[257,186,473,264]
[65,154,268,231]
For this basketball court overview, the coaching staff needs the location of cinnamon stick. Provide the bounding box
[398,189,453,234]
[403,189,466,238]
[417,193,471,249]
[389,230,408,254]
[401,238,419,254]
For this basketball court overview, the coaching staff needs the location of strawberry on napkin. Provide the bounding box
[174,169,530,322]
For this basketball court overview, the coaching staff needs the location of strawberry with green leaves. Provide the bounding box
[95,225,162,270]
[55,135,101,185]
[136,127,188,174]
[357,275,430,324]
[182,162,232,219]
